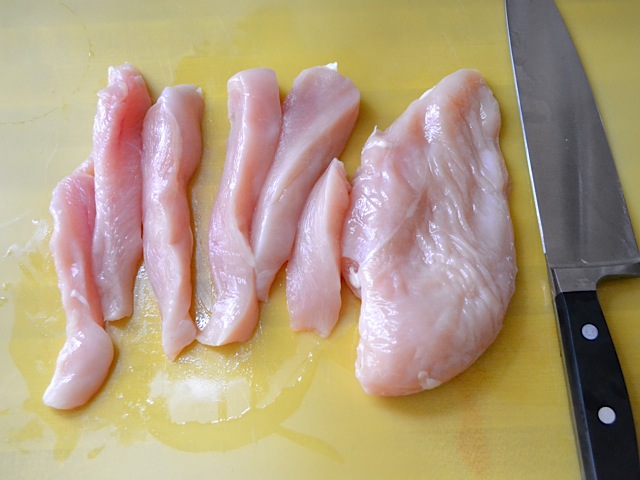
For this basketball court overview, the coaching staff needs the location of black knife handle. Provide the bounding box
[555,290,640,479]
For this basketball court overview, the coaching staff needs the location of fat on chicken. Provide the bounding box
[91,64,152,321]
[200,68,282,346]
[286,158,350,337]
[250,63,360,301]
[141,85,204,360]
[342,69,517,396]
[44,171,114,410]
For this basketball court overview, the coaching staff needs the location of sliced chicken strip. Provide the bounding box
[91,64,152,321]
[44,171,114,410]
[200,68,282,346]
[286,159,350,337]
[251,64,360,301]
[141,85,204,360]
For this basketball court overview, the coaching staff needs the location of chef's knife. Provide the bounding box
[505,0,640,478]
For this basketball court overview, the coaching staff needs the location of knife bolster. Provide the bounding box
[550,263,640,296]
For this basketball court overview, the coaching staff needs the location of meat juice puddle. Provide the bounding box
[4,220,328,459]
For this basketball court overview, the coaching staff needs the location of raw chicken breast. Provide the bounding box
[44,171,114,410]
[200,68,282,346]
[342,69,516,396]
[286,159,350,337]
[141,85,204,360]
[91,64,152,321]
[251,64,360,301]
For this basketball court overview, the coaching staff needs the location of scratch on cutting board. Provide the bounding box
[59,1,94,95]
[0,212,33,233]
[275,425,343,463]
[158,59,176,86]
[456,391,490,478]
[58,0,76,15]
[44,142,60,183]
[1,2,93,126]
[214,15,231,46]
[0,107,59,126]
[442,31,461,62]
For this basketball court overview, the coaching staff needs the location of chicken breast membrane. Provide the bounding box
[342,69,517,396]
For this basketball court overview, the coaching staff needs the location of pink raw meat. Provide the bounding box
[200,68,282,346]
[91,64,152,321]
[286,158,350,337]
[141,85,204,360]
[44,171,114,410]
[342,69,517,396]
[250,63,360,301]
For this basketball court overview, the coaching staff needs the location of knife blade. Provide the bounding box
[505,0,640,478]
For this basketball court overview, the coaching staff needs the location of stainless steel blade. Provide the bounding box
[506,0,640,294]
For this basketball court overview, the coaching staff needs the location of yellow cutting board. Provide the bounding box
[1,0,639,478]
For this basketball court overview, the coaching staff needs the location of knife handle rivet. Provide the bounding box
[598,406,617,425]
[581,323,599,341]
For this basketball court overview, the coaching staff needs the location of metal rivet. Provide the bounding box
[581,323,598,340]
[598,406,616,425]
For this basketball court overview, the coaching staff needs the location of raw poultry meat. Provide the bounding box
[141,85,204,360]
[286,158,350,337]
[200,68,282,346]
[250,63,360,301]
[91,64,152,321]
[342,69,517,396]
[44,171,114,410]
